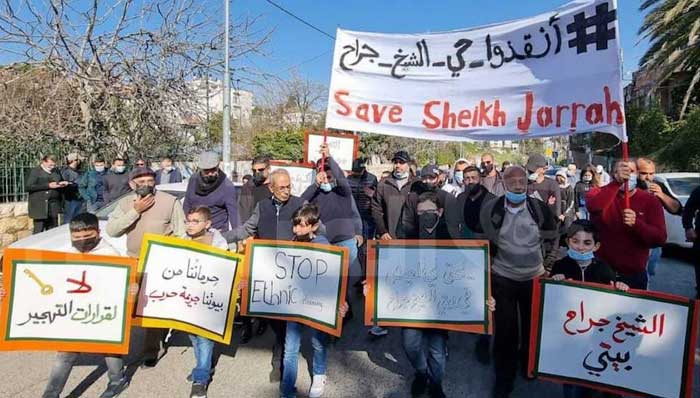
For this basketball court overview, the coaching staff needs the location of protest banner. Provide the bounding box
[134,234,242,344]
[0,248,137,355]
[529,279,699,398]
[241,239,349,337]
[269,160,316,197]
[326,0,627,143]
[364,240,492,334]
[304,130,360,171]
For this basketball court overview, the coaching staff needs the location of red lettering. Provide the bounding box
[422,101,441,129]
[586,103,604,124]
[537,106,553,128]
[604,86,624,125]
[556,105,570,128]
[371,104,387,123]
[388,106,403,123]
[493,100,506,127]
[334,90,351,116]
[458,110,471,127]
[442,101,456,129]
[517,92,534,133]
[478,100,493,126]
[571,103,586,130]
[356,103,369,122]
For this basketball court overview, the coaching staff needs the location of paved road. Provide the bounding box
[1,254,698,398]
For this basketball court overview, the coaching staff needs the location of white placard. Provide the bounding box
[8,262,128,342]
[375,245,487,322]
[306,133,357,171]
[536,282,693,398]
[326,0,626,142]
[270,164,316,197]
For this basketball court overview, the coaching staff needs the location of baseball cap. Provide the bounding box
[351,158,366,173]
[526,154,547,173]
[198,151,220,170]
[129,166,156,180]
[391,150,411,163]
[420,164,440,178]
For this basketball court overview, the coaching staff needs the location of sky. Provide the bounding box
[235,0,650,94]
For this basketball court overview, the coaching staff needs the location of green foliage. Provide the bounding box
[252,129,305,161]
[626,103,670,157]
[660,107,700,171]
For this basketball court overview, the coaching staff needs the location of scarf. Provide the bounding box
[195,170,226,196]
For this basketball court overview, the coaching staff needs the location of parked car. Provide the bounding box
[655,173,700,249]
[9,181,242,256]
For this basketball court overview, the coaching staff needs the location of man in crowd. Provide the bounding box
[79,156,109,213]
[238,155,272,223]
[135,159,147,168]
[480,166,558,398]
[372,150,417,242]
[106,166,186,367]
[636,158,682,278]
[223,169,306,383]
[183,151,238,233]
[347,158,378,287]
[526,154,561,219]
[480,153,505,196]
[586,160,666,289]
[27,154,67,233]
[442,158,469,197]
[683,185,700,298]
[400,164,453,238]
[104,157,131,205]
[566,163,579,186]
[596,164,611,186]
[155,156,183,185]
[61,152,85,224]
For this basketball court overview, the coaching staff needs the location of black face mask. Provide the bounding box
[637,179,649,191]
[252,171,266,186]
[72,237,100,253]
[134,184,155,197]
[201,173,218,184]
[294,233,313,242]
[418,212,441,238]
[466,182,480,193]
[481,163,493,175]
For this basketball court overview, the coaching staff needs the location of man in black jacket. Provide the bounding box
[348,158,378,283]
[238,155,273,223]
[26,155,67,233]
[683,185,700,298]
[480,166,558,398]
[372,150,417,241]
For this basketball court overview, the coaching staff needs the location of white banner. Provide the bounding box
[269,162,316,197]
[534,282,696,398]
[326,0,626,142]
[305,132,358,171]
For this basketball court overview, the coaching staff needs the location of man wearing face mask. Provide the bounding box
[525,153,561,219]
[238,155,273,224]
[401,164,453,239]
[347,158,378,287]
[447,166,495,240]
[586,160,666,290]
[372,150,418,242]
[106,166,186,368]
[27,154,67,234]
[60,153,85,224]
[480,153,505,196]
[480,166,558,398]
[442,159,469,197]
[155,156,183,185]
[183,151,239,232]
[79,156,109,214]
[103,157,131,205]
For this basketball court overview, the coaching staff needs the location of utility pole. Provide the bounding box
[222,0,231,177]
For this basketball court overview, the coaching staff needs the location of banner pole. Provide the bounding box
[622,141,630,209]
[320,129,328,170]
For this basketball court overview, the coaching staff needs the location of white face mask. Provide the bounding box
[94,166,105,173]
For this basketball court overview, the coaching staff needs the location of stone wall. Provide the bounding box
[0,202,32,255]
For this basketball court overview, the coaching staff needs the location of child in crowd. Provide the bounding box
[181,206,229,398]
[280,204,349,398]
[550,219,629,398]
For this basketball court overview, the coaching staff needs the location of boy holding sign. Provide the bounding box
[180,206,229,398]
[280,204,349,398]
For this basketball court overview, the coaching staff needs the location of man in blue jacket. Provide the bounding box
[79,156,109,213]
[183,151,238,232]
[155,156,183,185]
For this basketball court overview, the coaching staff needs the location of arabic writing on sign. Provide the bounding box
[17,301,119,326]
[147,287,225,312]
[562,301,666,377]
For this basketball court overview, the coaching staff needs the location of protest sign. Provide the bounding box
[241,239,349,337]
[326,0,626,142]
[269,161,316,197]
[0,248,137,355]
[304,131,360,171]
[529,279,699,398]
[364,240,491,334]
[134,234,242,344]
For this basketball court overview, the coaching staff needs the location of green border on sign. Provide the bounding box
[137,240,239,338]
[6,259,131,345]
[372,244,490,330]
[246,243,345,329]
[532,279,694,398]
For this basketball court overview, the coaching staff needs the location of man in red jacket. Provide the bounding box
[585,160,666,290]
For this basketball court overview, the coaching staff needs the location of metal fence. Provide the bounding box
[0,139,71,203]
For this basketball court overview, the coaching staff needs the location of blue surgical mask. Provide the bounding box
[620,174,637,191]
[528,172,539,182]
[393,171,408,180]
[320,182,333,192]
[505,190,527,204]
[567,248,595,262]
[453,171,464,184]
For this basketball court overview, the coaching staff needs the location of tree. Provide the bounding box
[639,0,700,119]
[251,129,305,161]
[660,106,700,170]
[626,103,671,157]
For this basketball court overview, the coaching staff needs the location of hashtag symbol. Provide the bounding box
[566,2,617,54]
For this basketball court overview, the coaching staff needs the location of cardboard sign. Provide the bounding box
[304,131,359,171]
[134,234,242,344]
[529,279,699,398]
[0,248,137,355]
[326,0,627,142]
[241,239,349,337]
[364,240,492,333]
[269,161,316,197]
